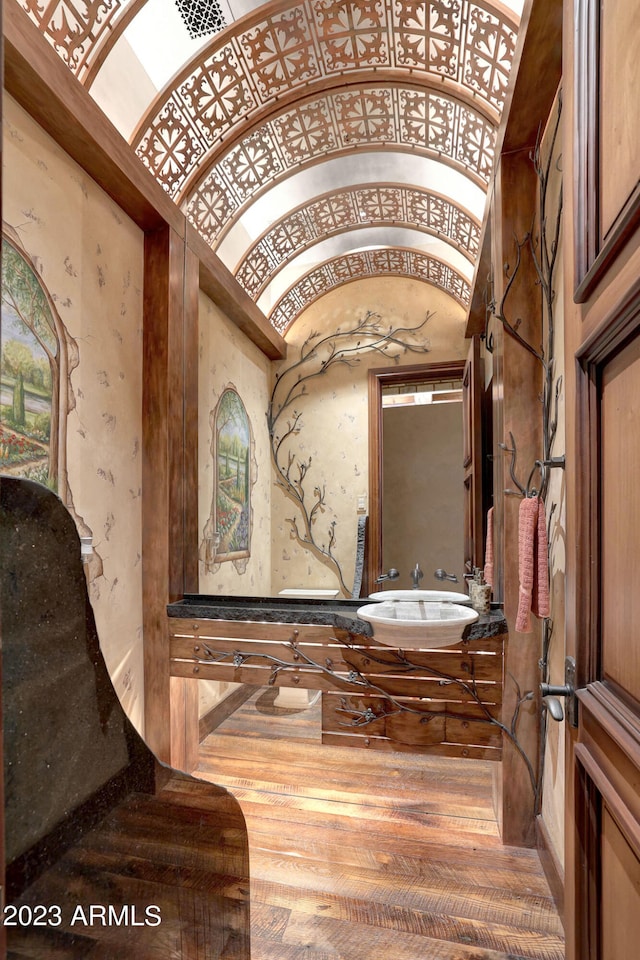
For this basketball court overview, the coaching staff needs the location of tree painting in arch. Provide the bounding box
[201,387,255,574]
[1,231,78,501]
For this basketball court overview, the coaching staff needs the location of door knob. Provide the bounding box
[540,656,578,727]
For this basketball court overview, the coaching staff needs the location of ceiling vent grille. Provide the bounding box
[175,0,227,39]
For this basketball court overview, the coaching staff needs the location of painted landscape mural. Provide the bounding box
[215,388,251,557]
[1,236,71,490]
[201,386,254,573]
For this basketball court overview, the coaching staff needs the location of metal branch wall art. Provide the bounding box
[492,95,565,501]
[267,310,433,595]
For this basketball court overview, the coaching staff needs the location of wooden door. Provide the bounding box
[571,291,640,959]
[567,0,640,954]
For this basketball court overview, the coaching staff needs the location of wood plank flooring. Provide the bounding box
[195,687,565,960]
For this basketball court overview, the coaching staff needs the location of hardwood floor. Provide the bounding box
[195,687,565,960]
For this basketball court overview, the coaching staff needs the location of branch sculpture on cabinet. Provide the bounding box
[190,631,538,801]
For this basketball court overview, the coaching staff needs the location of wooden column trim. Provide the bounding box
[183,245,200,595]
[143,225,194,760]
[367,369,384,593]
[169,677,199,774]
[492,147,543,847]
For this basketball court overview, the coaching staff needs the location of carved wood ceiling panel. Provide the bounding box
[185,83,495,244]
[17,0,127,77]
[269,248,471,334]
[235,183,480,300]
[132,0,515,198]
[16,0,522,331]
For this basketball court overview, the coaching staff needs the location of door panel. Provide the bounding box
[601,808,640,960]
[599,0,640,242]
[573,296,640,957]
[601,335,640,700]
[574,0,640,302]
[573,694,640,960]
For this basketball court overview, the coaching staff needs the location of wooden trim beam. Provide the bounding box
[465,0,562,332]
[466,220,492,338]
[199,685,256,742]
[500,0,563,156]
[187,225,286,361]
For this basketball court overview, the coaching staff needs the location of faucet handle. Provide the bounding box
[434,568,459,583]
[375,567,400,584]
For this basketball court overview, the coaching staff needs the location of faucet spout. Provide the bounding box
[411,563,424,589]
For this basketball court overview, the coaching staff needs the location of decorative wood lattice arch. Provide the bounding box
[235,183,480,301]
[14,0,521,330]
[269,248,471,334]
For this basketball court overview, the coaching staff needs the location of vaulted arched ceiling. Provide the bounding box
[18,0,524,333]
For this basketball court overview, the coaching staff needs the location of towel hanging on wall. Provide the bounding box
[515,496,550,633]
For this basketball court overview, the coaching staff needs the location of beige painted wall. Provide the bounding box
[382,402,464,590]
[197,292,274,715]
[3,96,145,732]
[270,277,467,597]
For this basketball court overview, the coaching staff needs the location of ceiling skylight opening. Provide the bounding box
[124,0,219,90]
[501,0,526,15]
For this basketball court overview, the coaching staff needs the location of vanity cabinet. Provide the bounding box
[167,600,507,762]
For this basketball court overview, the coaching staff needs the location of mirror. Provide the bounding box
[367,360,467,595]
[379,370,465,591]
[198,302,491,601]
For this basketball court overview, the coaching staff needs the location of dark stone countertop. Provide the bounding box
[167,595,507,641]
[168,594,375,634]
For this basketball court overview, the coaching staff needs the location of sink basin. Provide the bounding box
[357,599,479,649]
[368,589,470,604]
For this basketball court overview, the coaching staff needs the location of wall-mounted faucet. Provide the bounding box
[411,563,424,588]
[375,567,400,584]
[434,568,458,583]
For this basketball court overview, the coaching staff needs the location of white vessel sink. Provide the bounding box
[357,599,479,649]
[368,589,470,604]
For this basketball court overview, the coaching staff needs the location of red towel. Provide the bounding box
[533,498,550,620]
[484,506,494,588]
[516,497,550,632]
